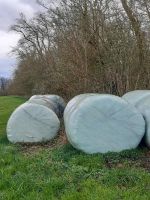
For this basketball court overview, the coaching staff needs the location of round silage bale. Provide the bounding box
[64,94,145,154]
[44,95,66,108]
[122,90,150,148]
[29,95,66,118]
[45,95,66,117]
[122,90,150,106]
[137,109,150,148]
[7,103,60,143]
[28,98,59,117]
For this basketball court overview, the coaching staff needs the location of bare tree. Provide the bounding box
[9,0,150,98]
[0,77,10,95]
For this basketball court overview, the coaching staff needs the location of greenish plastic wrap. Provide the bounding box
[7,103,60,143]
[123,90,150,147]
[64,94,145,154]
[28,98,59,116]
[122,90,150,106]
[29,95,66,118]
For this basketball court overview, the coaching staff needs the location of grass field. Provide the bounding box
[0,96,150,200]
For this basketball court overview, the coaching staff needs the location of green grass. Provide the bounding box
[0,96,150,200]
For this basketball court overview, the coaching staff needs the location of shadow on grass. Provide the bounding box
[0,134,9,145]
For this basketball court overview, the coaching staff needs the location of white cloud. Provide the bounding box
[0,31,20,58]
[0,58,16,77]
[0,0,36,31]
[0,0,41,77]
[0,31,20,77]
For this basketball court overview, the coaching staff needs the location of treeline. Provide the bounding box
[0,77,10,96]
[9,0,150,99]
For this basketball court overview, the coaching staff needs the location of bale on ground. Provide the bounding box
[123,90,150,148]
[122,90,150,106]
[7,103,60,143]
[29,95,66,118]
[64,94,145,154]
[28,98,59,116]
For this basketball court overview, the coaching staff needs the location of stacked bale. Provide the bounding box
[7,94,65,143]
[122,90,150,106]
[29,95,66,118]
[123,90,150,148]
[64,94,145,154]
[28,98,59,117]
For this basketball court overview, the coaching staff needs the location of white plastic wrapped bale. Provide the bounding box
[45,95,66,117]
[122,90,150,148]
[138,109,150,148]
[64,94,145,154]
[28,98,59,117]
[122,90,150,106]
[7,103,60,143]
[30,95,66,118]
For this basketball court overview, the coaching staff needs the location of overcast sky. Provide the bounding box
[0,0,41,78]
